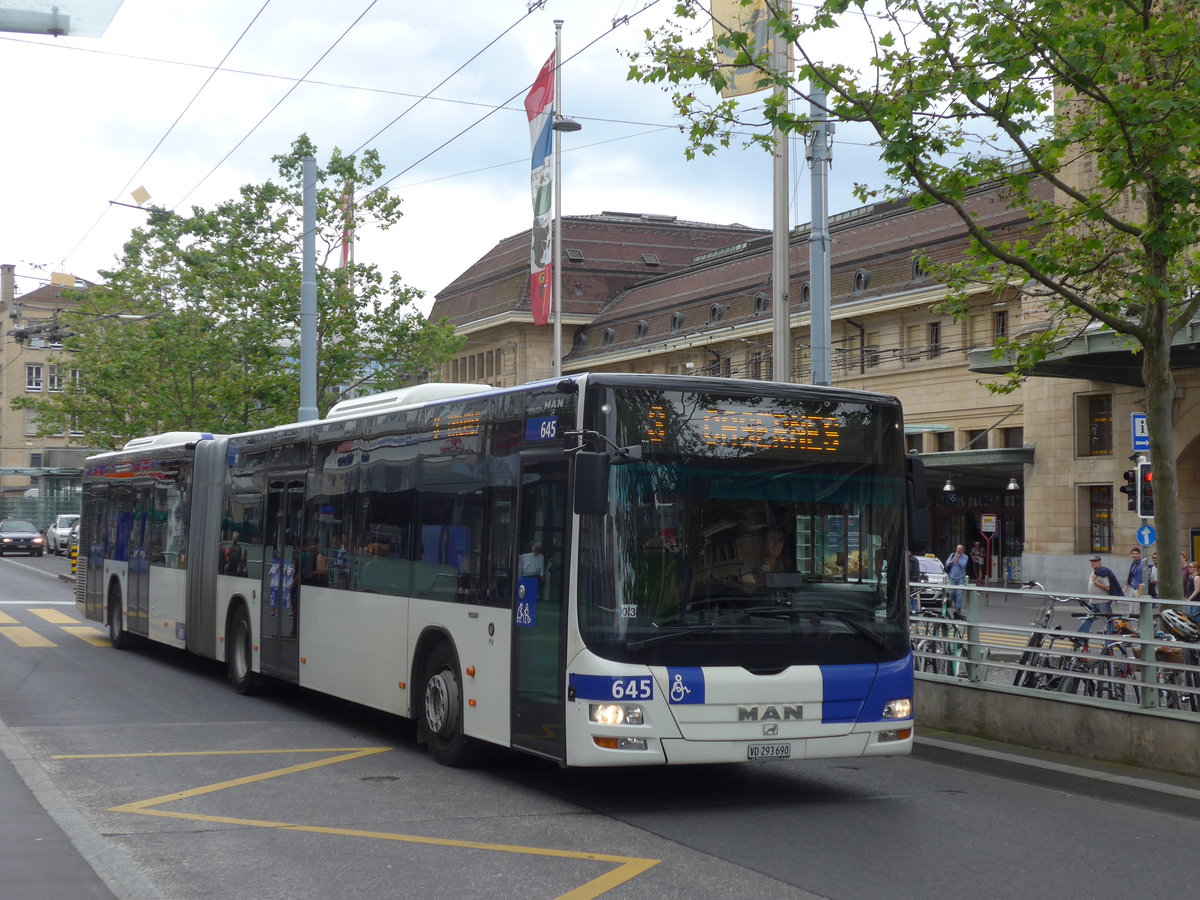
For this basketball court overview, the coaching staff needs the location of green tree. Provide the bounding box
[18,135,463,450]
[630,0,1200,602]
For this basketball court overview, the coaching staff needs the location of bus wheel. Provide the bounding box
[228,605,259,695]
[108,585,129,650]
[421,643,478,767]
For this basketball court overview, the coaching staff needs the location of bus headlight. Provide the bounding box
[589,703,644,726]
[883,698,912,719]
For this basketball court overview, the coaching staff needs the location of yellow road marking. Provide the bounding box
[0,626,55,647]
[31,608,77,624]
[0,611,16,625]
[60,626,109,647]
[61,747,660,899]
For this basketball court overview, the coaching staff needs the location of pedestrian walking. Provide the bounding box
[1147,552,1159,599]
[1126,547,1144,615]
[1084,554,1123,633]
[945,544,970,616]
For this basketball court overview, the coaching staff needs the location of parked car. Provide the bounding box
[0,519,45,556]
[913,554,948,607]
[46,514,80,555]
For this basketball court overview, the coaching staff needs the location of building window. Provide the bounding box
[709,303,724,323]
[566,248,584,262]
[994,309,1009,340]
[750,352,762,380]
[1088,486,1113,553]
[965,429,988,450]
[853,268,872,292]
[754,293,768,315]
[670,312,684,332]
[602,328,616,346]
[927,321,941,358]
[24,410,39,436]
[912,255,930,280]
[905,434,924,454]
[574,332,588,349]
[935,431,954,452]
[25,363,43,392]
[1001,426,1024,448]
[641,253,660,266]
[801,281,811,304]
[48,365,64,392]
[635,320,648,339]
[1077,393,1113,456]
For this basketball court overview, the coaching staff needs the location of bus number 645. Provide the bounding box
[611,677,653,700]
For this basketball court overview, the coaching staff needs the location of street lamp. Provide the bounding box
[943,478,955,492]
[1007,475,1020,491]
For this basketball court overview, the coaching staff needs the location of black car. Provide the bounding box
[0,519,45,556]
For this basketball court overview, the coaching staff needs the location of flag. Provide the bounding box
[711,0,775,98]
[525,51,555,325]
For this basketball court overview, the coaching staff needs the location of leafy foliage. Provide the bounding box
[630,1,1200,598]
[17,135,463,450]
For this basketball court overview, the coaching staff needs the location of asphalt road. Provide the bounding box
[3,556,1200,900]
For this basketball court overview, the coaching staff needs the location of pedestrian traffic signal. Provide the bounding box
[1136,461,1154,518]
[1120,469,1137,511]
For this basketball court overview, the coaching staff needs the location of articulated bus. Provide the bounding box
[78,373,925,767]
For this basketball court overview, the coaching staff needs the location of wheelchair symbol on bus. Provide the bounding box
[670,674,691,703]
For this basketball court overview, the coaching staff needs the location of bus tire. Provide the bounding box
[228,605,259,695]
[421,642,479,767]
[108,584,130,650]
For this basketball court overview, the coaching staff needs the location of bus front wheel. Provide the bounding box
[421,643,478,767]
[228,606,259,695]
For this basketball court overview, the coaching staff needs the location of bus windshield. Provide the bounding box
[578,385,909,670]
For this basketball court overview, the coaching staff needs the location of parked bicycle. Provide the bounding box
[911,588,967,677]
[1012,581,1073,689]
[1058,609,1141,702]
[1156,608,1200,711]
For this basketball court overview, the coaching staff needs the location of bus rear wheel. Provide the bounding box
[228,605,259,695]
[421,643,479,767]
[108,585,129,650]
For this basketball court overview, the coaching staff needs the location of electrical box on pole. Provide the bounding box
[1120,469,1137,511]
[1136,461,1154,518]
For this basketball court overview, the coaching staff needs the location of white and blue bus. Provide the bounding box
[78,373,925,767]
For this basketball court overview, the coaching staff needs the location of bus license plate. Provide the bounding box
[747,742,791,760]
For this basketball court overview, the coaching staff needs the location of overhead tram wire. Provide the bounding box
[354,0,666,205]
[59,2,275,272]
[171,0,381,212]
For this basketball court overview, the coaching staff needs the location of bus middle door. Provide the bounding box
[260,476,304,682]
[510,454,570,762]
[126,483,152,636]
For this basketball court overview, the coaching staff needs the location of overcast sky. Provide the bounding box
[0,0,884,313]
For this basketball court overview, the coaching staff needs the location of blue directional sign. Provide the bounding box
[1136,524,1156,547]
[1131,413,1150,452]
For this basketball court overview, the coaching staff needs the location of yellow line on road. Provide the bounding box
[60,626,109,647]
[0,626,55,647]
[31,608,77,624]
[0,611,16,625]
[74,746,660,899]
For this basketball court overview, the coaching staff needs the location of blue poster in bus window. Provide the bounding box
[282,561,295,612]
[515,577,538,627]
[268,558,281,611]
[525,416,558,443]
[666,667,705,704]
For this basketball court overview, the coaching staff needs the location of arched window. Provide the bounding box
[854,268,872,292]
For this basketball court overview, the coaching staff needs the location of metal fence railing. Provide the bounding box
[911,583,1200,720]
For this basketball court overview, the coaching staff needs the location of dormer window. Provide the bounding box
[853,268,872,292]
[801,281,811,304]
[636,320,649,338]
[603,327,616,346]
[709,303,725,323]
[566,248,585,262]
[641,253,660,266]
[670,312,684,332]
[754,293,768,315]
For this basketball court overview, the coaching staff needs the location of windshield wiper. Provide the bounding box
[828,612,890,650]
[624,625,716,651]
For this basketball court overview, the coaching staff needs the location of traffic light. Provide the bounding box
[1137,461,1154,518]
[1120,469,1137,511]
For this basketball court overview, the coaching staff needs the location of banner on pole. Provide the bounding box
[525,52,556,325]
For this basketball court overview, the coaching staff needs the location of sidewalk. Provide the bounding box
[0,717,158,900]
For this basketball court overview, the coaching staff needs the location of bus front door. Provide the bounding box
[510,456,569,762]
[260,477,304,682]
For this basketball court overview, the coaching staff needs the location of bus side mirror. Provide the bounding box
[573,451,609,516]
[906,456,930,555]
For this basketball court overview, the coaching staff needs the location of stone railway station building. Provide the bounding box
[429,181,1200,594]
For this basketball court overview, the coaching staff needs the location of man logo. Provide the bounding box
[737,705,803,721]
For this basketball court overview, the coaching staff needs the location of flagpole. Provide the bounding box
[551,20,565,379]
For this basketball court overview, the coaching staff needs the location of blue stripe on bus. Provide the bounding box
[819,654,914,723]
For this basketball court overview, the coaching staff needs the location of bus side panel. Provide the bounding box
[408,599,511,748]
[298,587,409,716]
[148,566,187,648]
